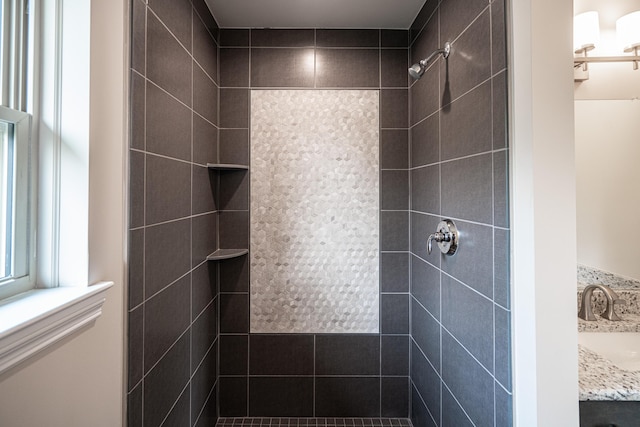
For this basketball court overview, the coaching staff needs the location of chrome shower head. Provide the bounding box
[408,42,451,80]
[408,62,425,79]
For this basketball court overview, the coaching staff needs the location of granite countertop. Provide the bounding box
[578,313,640,332]
[579,345,640,401]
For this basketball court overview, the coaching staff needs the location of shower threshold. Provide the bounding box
[216,418,412,427]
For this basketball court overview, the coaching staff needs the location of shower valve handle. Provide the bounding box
[427,220,459,256]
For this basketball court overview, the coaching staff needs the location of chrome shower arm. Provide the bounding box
[419,42,451,67]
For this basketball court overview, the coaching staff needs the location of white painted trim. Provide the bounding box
[0,281,112,375]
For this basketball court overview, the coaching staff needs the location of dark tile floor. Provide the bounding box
[216,418,412,427]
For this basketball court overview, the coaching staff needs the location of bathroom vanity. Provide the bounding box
[578,284,640,427]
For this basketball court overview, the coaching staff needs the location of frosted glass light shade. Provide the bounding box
[616,11,640,52]
[574,11,600,52]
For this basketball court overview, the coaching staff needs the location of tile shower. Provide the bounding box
[127,0,510,426]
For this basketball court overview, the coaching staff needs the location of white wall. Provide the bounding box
[0,0,127,425]
[510,0,580,424]
[575,100,640,280]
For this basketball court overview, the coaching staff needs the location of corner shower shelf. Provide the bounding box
[206,248,249,261]
[207,163,249,171]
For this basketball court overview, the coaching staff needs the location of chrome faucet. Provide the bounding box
[578,284,626,321]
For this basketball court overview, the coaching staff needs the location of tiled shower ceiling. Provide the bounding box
[206,0,427,29]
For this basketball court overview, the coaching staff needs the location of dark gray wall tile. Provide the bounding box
[495,305,512,390]
[381,211,409,251]
[441,10,491,102]
[411,165,440,214]
[220,293,249,333]
[129,150,145,228]
[145,219,191,297]
[442,386,474,427]
[191,302,217,374]
[442,275,493,372]
[220,48,249,87]
[410,65,439,126]
[495,383,513,427]
[493,71,508,149]
[251,29,315,47]
[128,383,143,427]
[381,170,409,210]
[411,342,440,425]
[382,49,408,88]
[491,0,507,74]
[220,29,249,47]
[219,129,249,165]
[149,0,192,52]
[147,12,192,105]
[411,255,440,319]
[193,13,218,83]
[411,300,440,370]
[146,82,192,161]
[129,229,144,309]
[130,72,145,150]
[440,80,492,160]
[144,275,190,370]
[194,384,217,427]
[411,113,439,168]
[191,346,216,424]
[410,0,438,44]
[220,89,248,128]
[494,149,509,228]
[411,21,438,69]
[219,171,249,211]
[143,333,191,427]
[193,64,218,124]
[410,212,441,266]
[382,335,409,376]
[411,386,438,427]
[381,89,408,128]
[441,220,493,298]
[219,377,248,416]
[251,48,315,87]
[316,335,379,375]
[441,154,493,224]
[163,387,191,427]
[382,30,408,48]
[381,252,409,293]
[128,306,143,389]
[131,0,146,75]
[440,0,487,44]
[192,212,217,266]
[381,294,409,334]
[316,29,379,47]
[220,335,248,375]
[219,255,249,292]
[381,129,408,169]
[382,377,409,417]
[249,377,314,417]
[191,262,217,321]
[193,0,219,40]
[316,49,380,88]
[494,227,510,309]
[315,377,380,417]
[193,113,217,166]
[250,335,314,375]
[145,155,191,225]
[219,211,249,249]
[441,331,494,427]
[192,165,216,215]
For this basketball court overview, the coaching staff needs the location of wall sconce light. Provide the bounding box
[616,11,640,70]
[573,10,640,78]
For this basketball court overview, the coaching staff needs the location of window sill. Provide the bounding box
[0,281,113,375]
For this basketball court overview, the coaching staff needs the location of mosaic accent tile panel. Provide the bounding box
[250,90,379,334]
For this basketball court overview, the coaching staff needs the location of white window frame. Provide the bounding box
[0,0,112,376]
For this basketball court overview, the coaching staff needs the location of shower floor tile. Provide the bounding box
[216,418,412,427]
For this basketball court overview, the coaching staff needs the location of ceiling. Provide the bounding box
[206,0,428,29]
